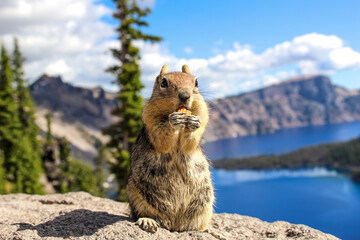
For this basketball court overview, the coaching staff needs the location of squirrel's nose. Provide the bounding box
[178,90,190,102]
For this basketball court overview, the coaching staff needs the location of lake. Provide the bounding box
[204,121,360,240]
[204,120,360,160]
[212,168,360,240]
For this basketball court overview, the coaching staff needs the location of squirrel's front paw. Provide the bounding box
[169,112,187,129]
[186,115,201,131]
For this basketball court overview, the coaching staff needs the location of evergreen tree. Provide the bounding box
[0,43,22,187]
[58,137,98,195]
[12,38,40,145]
[58,137,71,193]
[92,145,107,197]
[12,38,44,194]
[65,159,97,194]
[41,109,59,192]
[0,42,43,194]
[0,150,5,194]
[15,135,44,194]
[103,0,161,201]
[45,110,53,145]
[59,137,71,172]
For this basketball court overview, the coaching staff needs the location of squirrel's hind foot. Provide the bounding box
[136,217,159,233]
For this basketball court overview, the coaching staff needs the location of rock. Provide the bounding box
[0,192,339,240]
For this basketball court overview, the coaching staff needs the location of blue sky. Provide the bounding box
[143,0,360,57]
[100,0,360,94]
[1,0,359,98]
[99,0,360,56]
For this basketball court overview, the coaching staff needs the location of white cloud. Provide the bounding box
[263,75,280,86]
[184,47,193,54]
[329,47,360,70]
[293,33,343,49]
[45,59,72,77]
[0,0,116,89]
[1,1,359,99]
[138,33,360,98]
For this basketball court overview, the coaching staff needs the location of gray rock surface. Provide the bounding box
[0,192,339,240]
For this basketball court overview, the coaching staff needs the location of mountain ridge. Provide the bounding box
[206,75,360,141]
[30,74,118,162]
[30,74,117,130]
[29,74,360,160]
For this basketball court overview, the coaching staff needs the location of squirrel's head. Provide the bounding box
[149,64,201,114]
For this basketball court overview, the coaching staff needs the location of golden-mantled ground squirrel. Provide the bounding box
[127,65,214,232]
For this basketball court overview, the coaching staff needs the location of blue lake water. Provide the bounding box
[212,168,360,240]
[204,120,360,160]
[203,121,360,240]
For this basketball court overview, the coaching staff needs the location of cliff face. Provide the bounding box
[29,74,360,159]
[206,75,360,141]
[0,192,339,240]
[30,74,117,130]
[30,75,118,161]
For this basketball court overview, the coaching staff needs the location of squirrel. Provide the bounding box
[127,64,214,233]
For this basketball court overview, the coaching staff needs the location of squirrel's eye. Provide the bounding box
[160,78,168,88]
[195,79,198,87]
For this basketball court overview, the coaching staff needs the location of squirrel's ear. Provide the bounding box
[160,65,168,75]
[182,65,191,74]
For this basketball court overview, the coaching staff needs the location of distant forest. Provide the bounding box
[213,136,360,182]
[0,39,106,196]
[0,0,161,201]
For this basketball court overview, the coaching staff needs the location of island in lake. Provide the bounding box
[213,136,360,182]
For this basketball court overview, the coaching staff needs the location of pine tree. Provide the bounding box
[58,137,98,195]
[103,0,161,201]
[65,159,97,194]
[59,137,70,172]
[58,137,71,193]
[11,38,44,194]
[0,43,22,188]
[12,38,40,144]
[42,109,59,191]
[45,110,53,146]
[15,135,44,194]
[93,144,107,197]
[0,150,5,194]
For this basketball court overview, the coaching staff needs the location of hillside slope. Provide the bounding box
[30,75,117,161]
[207,75,360,141]
[30,74,360,160]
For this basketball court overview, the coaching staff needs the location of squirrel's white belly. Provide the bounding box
[161,151,210,213]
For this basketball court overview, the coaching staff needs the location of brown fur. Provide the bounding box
[127,65,214,232]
